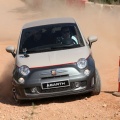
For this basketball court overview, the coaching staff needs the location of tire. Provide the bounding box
[12,88,22,104]
[91,69,101,95]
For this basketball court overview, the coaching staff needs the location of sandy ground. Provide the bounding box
[0,0,120,120]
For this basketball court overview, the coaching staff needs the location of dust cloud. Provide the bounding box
[16,0,120,70]
[0,60,14,102]
[20,0,120,43]
[0,0,120,99]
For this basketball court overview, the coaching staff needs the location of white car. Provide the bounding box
[6,17,101,102]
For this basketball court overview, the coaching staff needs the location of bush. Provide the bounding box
[89,0,120,4]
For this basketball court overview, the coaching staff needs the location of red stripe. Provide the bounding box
[30,62,76,69]
[17,54,91,69]
[31,54,91,69]
[86,53,91,59]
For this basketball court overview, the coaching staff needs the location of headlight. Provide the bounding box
[19,65,30,76]
[77,58,87,69]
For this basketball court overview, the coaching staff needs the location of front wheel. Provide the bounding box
[12,88,22,104]
[91,69,101,95]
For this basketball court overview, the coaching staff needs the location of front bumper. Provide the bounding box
[13,73,96,100]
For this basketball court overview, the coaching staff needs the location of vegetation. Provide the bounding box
[20,0,120,5]
[89,0,120,4]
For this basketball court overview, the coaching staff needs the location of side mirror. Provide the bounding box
[6,46,16,57]
[88,36,98,48]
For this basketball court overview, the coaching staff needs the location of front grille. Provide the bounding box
[41,74,69,80]
[25,82,75,94]
[81,81,86,86]
[25,81,87,94]
[39,82,75,93]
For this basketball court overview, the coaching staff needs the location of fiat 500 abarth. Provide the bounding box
[6,17,101,102]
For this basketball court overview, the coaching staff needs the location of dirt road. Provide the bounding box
[0,0,120,120]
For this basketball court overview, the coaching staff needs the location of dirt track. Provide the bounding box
[0,0,120,120]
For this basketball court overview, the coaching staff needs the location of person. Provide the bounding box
[60,26,78,45]
[22,30,42,50]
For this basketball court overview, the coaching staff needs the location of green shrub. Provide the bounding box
[89,0,120,4]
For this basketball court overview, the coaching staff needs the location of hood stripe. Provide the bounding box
[30,62,76,69]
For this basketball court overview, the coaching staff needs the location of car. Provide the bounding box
[6,17,101,102]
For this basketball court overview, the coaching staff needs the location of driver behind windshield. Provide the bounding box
[61,27,78,45]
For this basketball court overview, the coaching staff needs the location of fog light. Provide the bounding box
[91,77,95,86]
[84,69,90,76]
[31,87,39,94]
[18,78,25,84]
[75,82,80,88]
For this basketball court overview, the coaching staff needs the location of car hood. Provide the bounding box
[16,46,91,68]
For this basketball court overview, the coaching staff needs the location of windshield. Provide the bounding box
[19,23,85,54]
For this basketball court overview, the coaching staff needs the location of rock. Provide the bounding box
[83,115,88,118]
[102,104,107,108]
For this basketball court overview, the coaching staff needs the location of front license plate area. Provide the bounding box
[42,80,70,89]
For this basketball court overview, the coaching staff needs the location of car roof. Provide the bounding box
[23,17,76,29]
